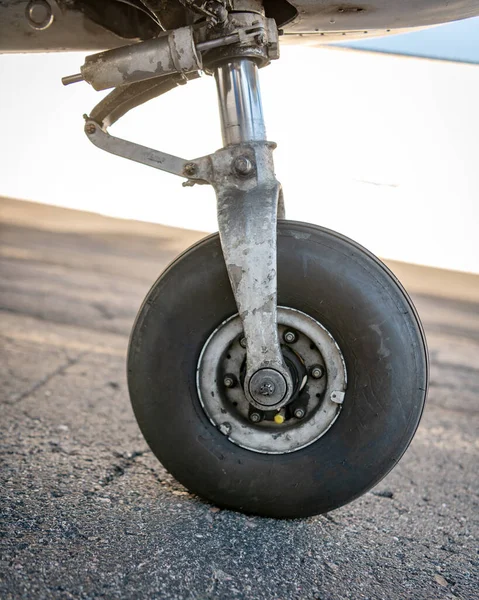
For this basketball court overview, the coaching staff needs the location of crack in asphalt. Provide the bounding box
[4,351,88,405]
[99,451,147,488]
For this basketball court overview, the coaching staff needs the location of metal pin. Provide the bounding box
[62,73,84,86]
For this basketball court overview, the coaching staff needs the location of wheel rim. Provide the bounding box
[196,306,347,454]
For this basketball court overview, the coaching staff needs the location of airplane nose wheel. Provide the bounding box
[128,223,428,518]
[70,8,428,517]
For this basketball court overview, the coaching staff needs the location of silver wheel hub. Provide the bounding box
[197,307,347,454]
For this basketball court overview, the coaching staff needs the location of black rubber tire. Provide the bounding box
[128,221,428,518]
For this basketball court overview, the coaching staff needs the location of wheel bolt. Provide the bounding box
[184,162,197,177]
[239,337,247,348]
[27,0,54,30]
[294,408,305,419]
[250,412,261,423]
[85,122,96,135]
[234,156,253,176]
[311,365,324,379]
[223,374,236,388]
[283,330,297,344]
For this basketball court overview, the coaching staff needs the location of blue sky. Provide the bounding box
[339,16,479,64]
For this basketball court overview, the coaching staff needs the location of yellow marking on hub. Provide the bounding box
[274,413,285,424]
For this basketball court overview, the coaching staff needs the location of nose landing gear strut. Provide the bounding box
[64,1,428,518]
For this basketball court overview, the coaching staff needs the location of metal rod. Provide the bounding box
[197,33,239,52]
[62,73,84,86]
[214,59,266,146]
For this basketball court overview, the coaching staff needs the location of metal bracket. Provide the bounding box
[84,119,211,183]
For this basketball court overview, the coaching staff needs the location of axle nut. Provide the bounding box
[249,368,287,407]
[259,381,275,396]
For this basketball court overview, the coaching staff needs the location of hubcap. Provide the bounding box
[196,307,347,454]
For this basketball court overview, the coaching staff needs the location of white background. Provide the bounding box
[1,46,478,273]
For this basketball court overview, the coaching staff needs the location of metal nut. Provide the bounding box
[239,337,247,348]
[249,412,261,423]
[233,156,253,176]
[283,330,297,344]
[223,374,236,389]
[184,162,198,177]
[85,122,96,135]
[311,365,324,379]
[294,408,305,419]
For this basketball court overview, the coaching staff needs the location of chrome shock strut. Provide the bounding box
[215,59,266,145]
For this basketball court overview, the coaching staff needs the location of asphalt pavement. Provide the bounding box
[1,197,478,600]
